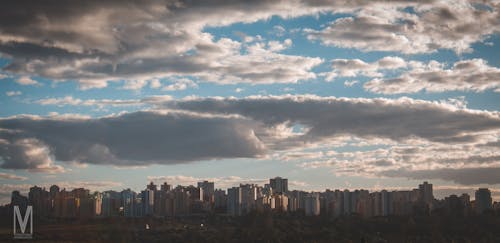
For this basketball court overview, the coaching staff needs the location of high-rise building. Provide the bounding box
[262,184,273,196]
[288,196,298,212]
[475,188,492,213]
[11,191,28,209]
[270,177,288,194]
[305,193,320,216]
[101,190,121,217]
[29,186,49,217]
[227,187,242,216]
[343,189,351,215]
[49,185,59,196]
[134,197,143,217]
[91,192,102,216]
[142,189,155,216]
[391,191,412,216]
[173,188,191,216]
[273,194,288,212]
[419,181,434,207]
[197,181,215,203]
[240,184,257,214]
[160,182,172,192]
[147,182,157,191]
[381,190,390,216]
[214,189,227,212]
[356,190,370,217]
[121,189,135,217]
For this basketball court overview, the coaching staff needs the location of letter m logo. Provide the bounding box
[13,205,33,239]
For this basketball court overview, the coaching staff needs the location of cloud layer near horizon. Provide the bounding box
[1,95,499,185]
[0,110,265,171]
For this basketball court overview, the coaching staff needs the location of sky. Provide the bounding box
[0,0,499,204]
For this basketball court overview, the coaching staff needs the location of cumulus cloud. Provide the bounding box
[2,95,500,182]
[365,58,500,94]
[16,76,40,86]
[306,1,500,54]
[6,91,22,96]
[5,1,494,88]
[0,0,335,88]
[267,39,293,52]
[344,80,358,87]
[166,95,500,146]
[0,110,266,171]
[322,56,407,81]
[162,78,198,91]
[0,137,65,173]
[272,25,286,36]
[160,95,500,184]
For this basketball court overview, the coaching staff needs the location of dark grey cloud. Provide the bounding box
[0,111,266,171]
[379,167,500,185]
[2,95,499,175]
[165,95,500,145]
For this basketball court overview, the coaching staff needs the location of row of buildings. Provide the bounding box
[10,177,497,218]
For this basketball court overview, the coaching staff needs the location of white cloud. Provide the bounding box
[306,2,500,54]
[36,96,142,108]
[267,39,293,52]
[149,79,162,89]
[6,91,21,96]
[0,0,333,88]
[299,134,500,185]
[162,78,198,91]
[16,76,40,86]
[365,59,500,94]
[321,56,407,81]
[344,80,358,87]
[0,172,27,181]
[122,79,149,90]
[272,25,286,36]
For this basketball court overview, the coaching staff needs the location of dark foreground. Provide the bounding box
[1,212,500,242]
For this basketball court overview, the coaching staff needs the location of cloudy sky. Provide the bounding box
[0,0,499,204]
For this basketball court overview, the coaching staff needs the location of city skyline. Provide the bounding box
[0,0,499,210]
[8,177,498,219]
[5,177,499,205]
